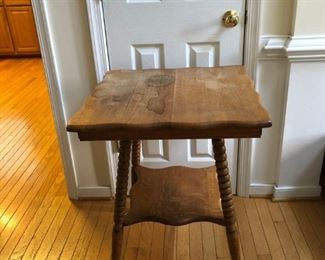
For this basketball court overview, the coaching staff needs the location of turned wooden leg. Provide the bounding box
[131,140,141,185]
[112,140,131,260]
[212,139,240,260]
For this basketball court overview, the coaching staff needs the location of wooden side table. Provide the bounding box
[67,67,271,260]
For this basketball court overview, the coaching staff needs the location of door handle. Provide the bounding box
[222,10,239,28]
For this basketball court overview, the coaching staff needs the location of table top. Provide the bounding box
[67,66,271,140]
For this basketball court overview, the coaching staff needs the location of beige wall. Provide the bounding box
[260,0,325,36]
[44,0,111,189]
[260,0,295,35]
[293,0,325,35]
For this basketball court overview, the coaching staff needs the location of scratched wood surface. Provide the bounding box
[67,66,271,140]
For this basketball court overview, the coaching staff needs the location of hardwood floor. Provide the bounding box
[0,58,324,259]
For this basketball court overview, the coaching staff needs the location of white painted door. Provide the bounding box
[103,0,246,193]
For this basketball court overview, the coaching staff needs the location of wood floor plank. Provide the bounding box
[121,226,130,260]
[21,184,66,259]
[304,201,325,250]
[0,94,48,145]
[72,201,103,259]
[163,225,176,260]
[124,223,142,260]
[85,202,112,259]
[0,97,49,157]
[176,224,190,260]
[244,198,270,256]
[0,138,57,222]
[279,202,313,260]
[97,203,114,260]
[233,197,258,260]
[150,223,165,260]
[255,199,285,260]
[136,222,154,260]
[314,200,325,224]
[267,200,300,260]
[201,222,217,260]
[189,223,203,260]
[33,195,72,260]
[46,201,89,259]
[0,117,53,187]
[290,201,325,260]
[5,164,62,259]
[0,158,62,247]
[0,160,60,258]
[214,224,230,258]
[59,201,93,259]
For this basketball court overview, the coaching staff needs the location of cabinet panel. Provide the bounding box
[4,0,31,6]
[0,7,14,53]
[6,6,39,53]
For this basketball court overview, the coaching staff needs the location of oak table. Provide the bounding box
[67,67,271,260]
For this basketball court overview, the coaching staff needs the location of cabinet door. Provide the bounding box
[0,7,14,54]
[4,0,31,6]
[6,6,39,54]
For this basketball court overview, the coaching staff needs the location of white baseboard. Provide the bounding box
[249,183,274,196]
[249,184,322,200]
[273,185,322,201]
[77,186,112,198]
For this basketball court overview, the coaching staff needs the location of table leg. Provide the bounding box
[212,139,240,260]
[112,140,131,260]
[131,140,141,185]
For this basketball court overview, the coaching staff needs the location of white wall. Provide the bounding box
[260,0,294,35]
[43,0,111,197]
[278,62,325,187]
[293,0,325,35]
[250,0,325,198]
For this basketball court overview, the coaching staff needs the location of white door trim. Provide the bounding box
[86,0,117,195]
[31,0,78,199]
[85,0,262,197]
[237,0,261,196]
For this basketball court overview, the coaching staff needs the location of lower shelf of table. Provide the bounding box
[122,166,225,226]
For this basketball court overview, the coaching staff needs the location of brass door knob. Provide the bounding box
[222,10,239,27]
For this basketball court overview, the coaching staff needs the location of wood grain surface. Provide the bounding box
[123,166,223,226]
[67,66,271,140]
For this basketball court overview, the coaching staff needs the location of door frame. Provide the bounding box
[86,0,261,197]
[31,0,78,199]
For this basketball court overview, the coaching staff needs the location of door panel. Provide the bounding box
[186,42,220,67]
[6,6,40,53]
[103,0,245,193]
[0,7,14,53]
[131,44,164,69]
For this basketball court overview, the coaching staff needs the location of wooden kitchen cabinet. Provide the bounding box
[0,7,14,54]
[6,6,39,54]
[0,0,40,56]
[4,0,31,6]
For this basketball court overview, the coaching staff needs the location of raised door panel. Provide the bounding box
[6,6,40,53]
[0,7,14,53]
